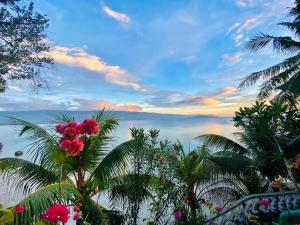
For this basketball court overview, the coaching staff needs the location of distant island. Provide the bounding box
[0,110,229,125]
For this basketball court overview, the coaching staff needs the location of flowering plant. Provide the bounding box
[56,119,100,157]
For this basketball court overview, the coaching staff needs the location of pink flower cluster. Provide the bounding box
[56,119,100,156]
[41,203,70,224]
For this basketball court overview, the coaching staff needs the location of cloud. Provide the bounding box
[216,86,238,96]
[200,97,220,106]
[73,98,143,112]
[145,86,238,108]
[48,46,150,92]
[102,5,130,25]
[7,85,23,92]
[234,0,254,8]
[222,53,242,64]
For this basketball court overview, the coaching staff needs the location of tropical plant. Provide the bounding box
[148,142,251,225]
[109,128,158,225]
[0,111,134,225]
[0,0,52,92]
[197,98,300,185]
[239,0,300,99]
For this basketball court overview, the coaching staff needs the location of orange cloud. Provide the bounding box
[48,46,150,92]
[103,5,131,25]
[217,86,237,96]
[200,97,220,106]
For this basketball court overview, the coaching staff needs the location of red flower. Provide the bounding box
[15,204,25,213]
[56,124,66,134]
[56,122,81,140]
[79,119,100,135]
[73,212,81,220]
[41,203,70,224]
[260,199,270,207]
[174,210,183,220]
[296,157,300,170]
[60,139,84,156]
[215,207,223,213]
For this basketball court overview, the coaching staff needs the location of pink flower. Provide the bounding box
[56,122,81,140]
[73,212,81,220]
[215,207,223,213]
[296,157,300,170]
[56,124,66,134]
[60,139,84,156]
[260,199,270,207]
[159,156,165,162]
[79,119,100,135]
[41,203,70,224]
[174,210,182,220]
[15,204,25,213]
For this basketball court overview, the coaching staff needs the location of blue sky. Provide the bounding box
[0,0,295,115]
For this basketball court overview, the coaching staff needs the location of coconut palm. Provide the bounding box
[150,143,251,225]
[239,0,300,99]
[196,133,283,185]
[0,111,134,225]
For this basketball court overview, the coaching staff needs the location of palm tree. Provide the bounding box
[153,144,251,225]
[196,133,282,185]
[239,0,300,99]
[0,111,134,225]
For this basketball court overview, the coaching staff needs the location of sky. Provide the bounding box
[0,0,296,115]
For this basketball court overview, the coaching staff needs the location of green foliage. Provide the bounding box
[15,183,81,225]
[1,111,132,225]
[0,208,13,225]
[240,1,300,98]
[0,158,61,194]
[0,0,52,92]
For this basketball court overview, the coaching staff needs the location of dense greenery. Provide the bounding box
[0,0,299,225]
[0,0,52,92]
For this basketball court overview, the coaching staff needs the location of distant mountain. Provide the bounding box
[0,110,228,125]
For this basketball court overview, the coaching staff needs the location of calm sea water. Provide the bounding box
[0,111,237,223]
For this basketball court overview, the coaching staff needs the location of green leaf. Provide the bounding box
[0,158,61,194]
[50,150,66,163]
[0,208,14,225]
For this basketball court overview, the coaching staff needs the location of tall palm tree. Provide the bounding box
[239,0,300,99]
[0,111,133,225]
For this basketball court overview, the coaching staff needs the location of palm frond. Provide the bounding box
[87,140,134,190]
[246,33,300,53]
[9,118,60,168]
[14,183,81,225]
[279,22,300,36]
[81,198,110,225]
[196,134,247,154]
[210,151,252,174]
[278,71,300,96]
[0,158,62,194]
[239,54,300,88]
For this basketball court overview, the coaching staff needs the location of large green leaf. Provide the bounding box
[9,118,60,168]
[87,140,134,190]
[196,134,247,154]
[0,158,61,194]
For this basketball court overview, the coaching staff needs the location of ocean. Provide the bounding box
[0,110,238,223]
